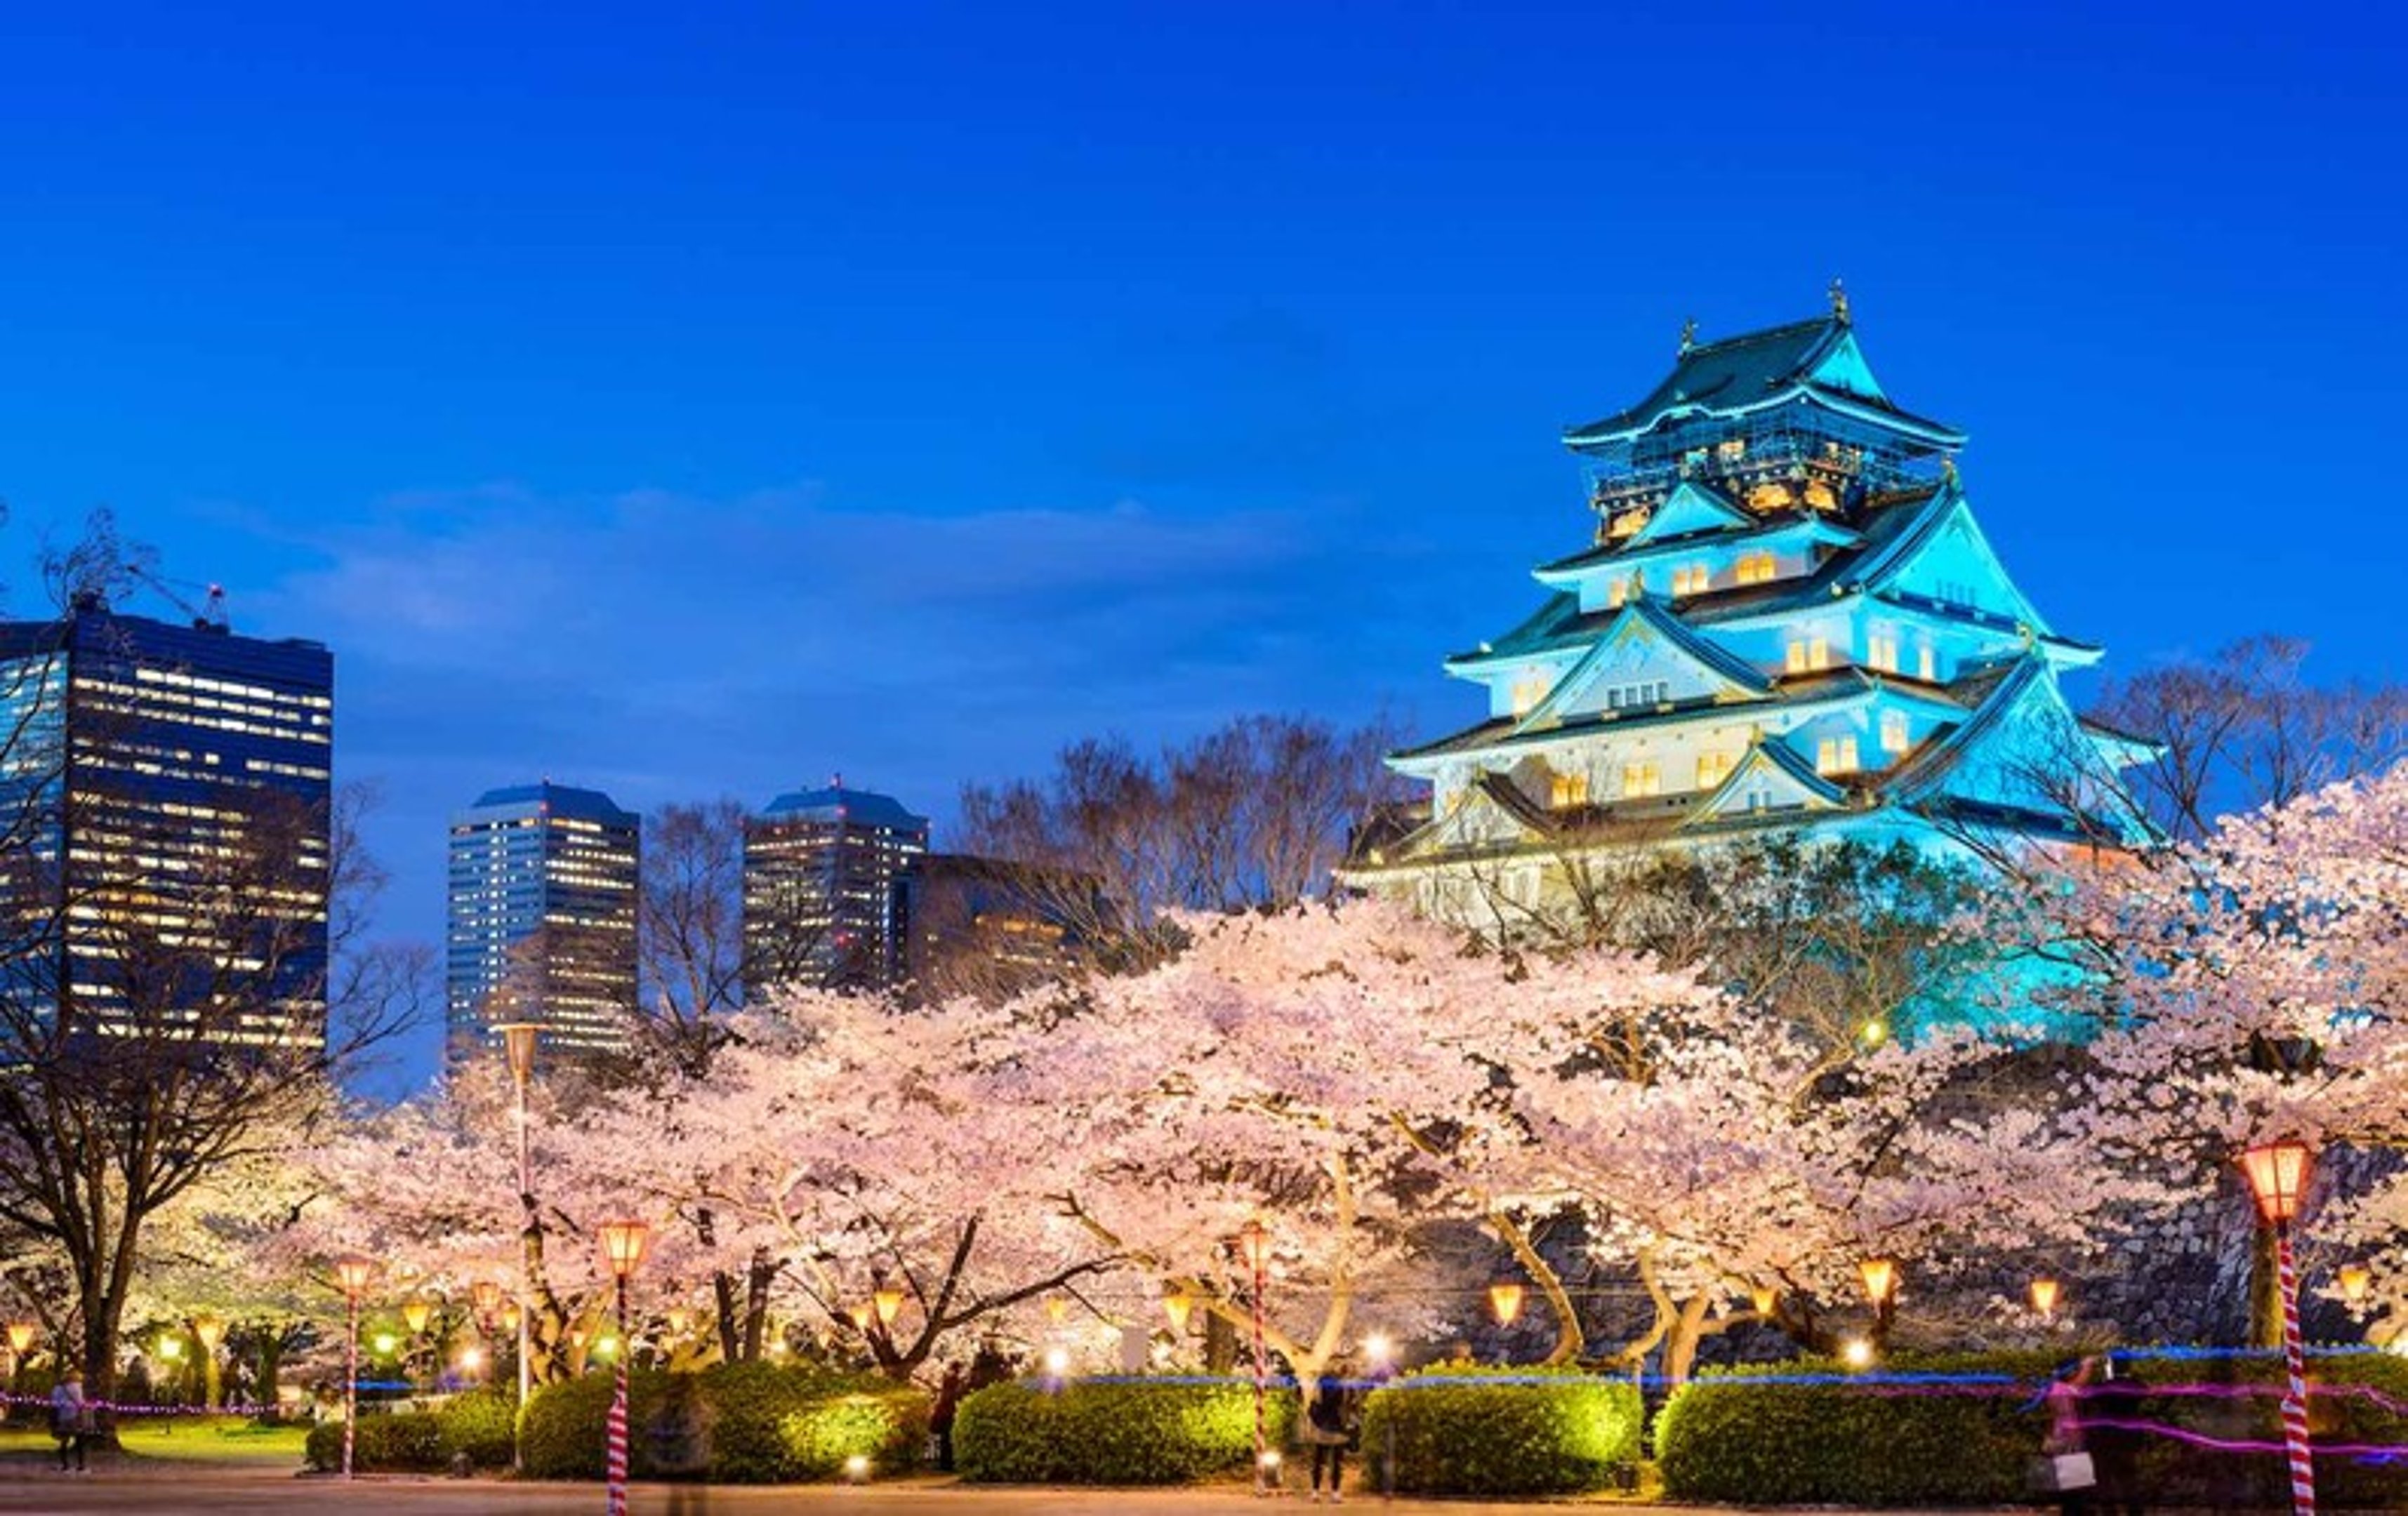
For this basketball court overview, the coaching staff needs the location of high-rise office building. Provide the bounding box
[445,782,641,1063]
[0,599,335,1045]
[743,780,927,996]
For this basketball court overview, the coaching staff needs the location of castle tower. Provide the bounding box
[1341,304,2155,927]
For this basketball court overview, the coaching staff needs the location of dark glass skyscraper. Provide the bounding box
[445,781,641,1063]
[743,781,927,995]
[0,601,335,1046]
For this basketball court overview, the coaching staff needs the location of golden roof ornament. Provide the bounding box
[1828,277,1851,326]
[1679,317,1698,354]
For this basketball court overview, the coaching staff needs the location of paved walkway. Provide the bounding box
[0,1465,2044,1515]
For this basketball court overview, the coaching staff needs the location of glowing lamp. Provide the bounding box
[1163,1292,1193,1334]
[2240,1140,2313,1225]
[402,1299,433,1336]
[1044,1294,1069,1326]
[193,1315,226,1352]
[2340,1264,2373,1305]
[461,1345,485,1372]
[5,1322,34,1355]
[873,1286,904,1326]
[333,1254,378,1299]
[500,1303,523,1333]
[1841,1337,1874,1369]
[1042,1345,1071,1376]
[1363,1331,1394,1367]
[594,1334,619,1359]
[847,1305,872,1332]
[1258,1450,1283,1470]
[470,1280,503,1317]
[1749,1286,1776,1318]
[373,1332,398,1357]
[845,1454,871,1483]
[157,1336,185,1362]
[599,1219,651,1279]
[1858,1257,1899,1308]
[1488,1282,1526,1327]
[495,1021,541,1084]
[2030,1277,2061,1319]
[1235,1220,1272,1272]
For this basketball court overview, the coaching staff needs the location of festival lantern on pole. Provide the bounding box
[2240,1139,2318,1516]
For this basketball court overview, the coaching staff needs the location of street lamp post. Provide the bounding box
[1234,1221,1273,1497]
[599,1220,651,1516]
[495,1020,541,1468]
[1858,1257,1900,1344]
[2241,1139,2318,1516]
[333,1254,377,1481]
[402,1298,435,1394]
[192,1315,226,1409]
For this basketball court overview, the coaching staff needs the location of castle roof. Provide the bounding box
[1562,314,1963,450]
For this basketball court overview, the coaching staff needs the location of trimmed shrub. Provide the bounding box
[956,1378,1296,1484]
[303,1409,444,1473]
[1655,1354,2049,1505]
[438,1385,520,1468]
[1655,1350,2408,1510]
[1357,1365,1643,1496]
[517,1362,925,1483]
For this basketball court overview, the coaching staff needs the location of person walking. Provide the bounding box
[2086,1357,2149,1515]
[645,1374,713,1515]
[2040,1356,2101,1514]
[929,1361,967,1474]
[50,1369,90,1472]
[1304,1364,1351,1504]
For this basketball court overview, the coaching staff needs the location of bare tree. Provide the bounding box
[2092,634,2408,841]
[957,712,1410,923]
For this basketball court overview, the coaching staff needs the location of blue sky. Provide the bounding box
[0,2,2400,1082]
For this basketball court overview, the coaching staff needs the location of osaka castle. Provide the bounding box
[1342,289,2154,923]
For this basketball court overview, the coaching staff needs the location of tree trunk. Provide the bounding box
[1205,1311,1236,1373]
[713,1271,742,1362]
[1662,1294,1713,1388]
[743,1249,774,1359]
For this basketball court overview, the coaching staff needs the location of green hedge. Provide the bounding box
[955,1378,1296,1484]
[301,1388,521,1473]
[1655,1350,2408,1509]
[1358,1365,1643,1496]
[517,1362,925,1483]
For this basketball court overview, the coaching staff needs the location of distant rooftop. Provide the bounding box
[760,782,928,832]
[461,780,640,827]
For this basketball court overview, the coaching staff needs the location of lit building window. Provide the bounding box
[1735,551,1778,585]
[1868,634,1899,673]
[1918,645,1938,681]
[1817,736,1860,775]
[1606,578,1629,609]
[1717,439,1746,460]
[1509,673,1550,714]
[1604,679,1669,711]
[1672,564,1711,597]
[1622,761,1662,798]
[1550,771,1589,809]
[1697,750,1737,790]
[1881,711,1911,755]
[1803,480,1837,511]
[1785,638,1832,674]
[1747,482,1791,512]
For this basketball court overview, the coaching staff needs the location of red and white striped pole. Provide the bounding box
[606,1273,630,1516]
[342,1291,359,1481]
[2273,1223,2317,1516]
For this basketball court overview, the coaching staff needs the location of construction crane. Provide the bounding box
[126,564,230,633]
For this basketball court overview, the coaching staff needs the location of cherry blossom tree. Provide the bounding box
[977,902,1708,1381]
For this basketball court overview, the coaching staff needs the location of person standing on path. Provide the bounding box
[929,1362,967,1474]
[1304,1365,1351,1504]
[50,1369,90,1472]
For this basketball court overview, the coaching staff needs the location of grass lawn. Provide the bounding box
[0,1415,308,1467]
